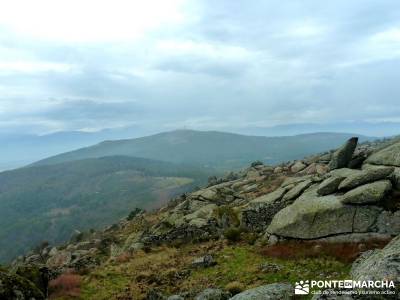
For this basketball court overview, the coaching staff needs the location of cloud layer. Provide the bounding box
[1,0,400,134]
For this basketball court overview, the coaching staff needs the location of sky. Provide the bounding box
[1,0,400,135]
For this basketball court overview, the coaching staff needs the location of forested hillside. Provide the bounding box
[0,156,210,262]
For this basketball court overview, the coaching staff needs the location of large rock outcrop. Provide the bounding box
[267,185,382,239]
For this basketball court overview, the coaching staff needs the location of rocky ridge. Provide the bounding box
[1,136,400,299]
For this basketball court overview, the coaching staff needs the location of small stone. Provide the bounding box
[282,179,313,201]
[194,288,230,300]
[259,263,282,273]
[316,164,329,175]
[191,254,217,268]
[291,161,307,173]
[268,234,279,246]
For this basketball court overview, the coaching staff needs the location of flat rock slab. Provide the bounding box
[229,283,293,300]
[281,175,312,187]
[249,187,287,207]
[339,167,394,190]
[366,141,400,167]
[340,180,392,204]
[329,168,361,178]
[282,179,314,201]
[267,186,382,239]
[317,176,345,196]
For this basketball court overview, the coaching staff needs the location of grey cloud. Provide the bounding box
[42,99,143,121]
[155,55,248,77]
[0,0,400,135]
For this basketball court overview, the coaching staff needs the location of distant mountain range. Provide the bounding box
[0,126,156,171]
[236,121,400,137]
[1,121,397,171]
[34,130,375,170]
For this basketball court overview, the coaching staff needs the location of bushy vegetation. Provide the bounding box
[223,227,243,243]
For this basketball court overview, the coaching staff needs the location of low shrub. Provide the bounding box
[49,272,81,299]
[241,232,258,245]
[223,227,242,243]
[225,281,244,295]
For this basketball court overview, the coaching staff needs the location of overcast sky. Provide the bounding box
[1,0,400,135]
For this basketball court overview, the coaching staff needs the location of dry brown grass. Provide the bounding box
[261,239,391,263]
[49,272,82,299]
